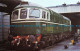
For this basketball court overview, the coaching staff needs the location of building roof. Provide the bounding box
[47,3,80,8]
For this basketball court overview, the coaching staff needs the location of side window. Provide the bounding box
[47,12,50,21]
[20,9,27,19]
[29,8,40,18]
[42,11,46,19]
[47,12,49,19]
[12,10,18,19]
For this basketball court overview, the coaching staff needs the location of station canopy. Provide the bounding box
[0,0,21,14]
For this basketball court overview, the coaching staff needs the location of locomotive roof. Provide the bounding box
[14,1,48,10]
[14,1,70,21]
[63,16,70,21]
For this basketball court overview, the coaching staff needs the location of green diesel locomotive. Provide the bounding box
[10,2,71,50]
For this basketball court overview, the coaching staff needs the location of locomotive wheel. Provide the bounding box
[32,47,40,51]
[38,41,46,49]
[33,48,39,51]
[49,41,52,46]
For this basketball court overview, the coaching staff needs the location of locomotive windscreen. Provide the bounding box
[12,10,18,19]
[29,8,40,18]
[20,9,27,19]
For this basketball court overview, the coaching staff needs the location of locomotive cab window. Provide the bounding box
[47,12,50,21]
[42,11,46,19]
[47,12,49,19]
[12,10,18,19]
[29,8,40,18]
[20,9,27,19]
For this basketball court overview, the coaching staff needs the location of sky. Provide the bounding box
[22,0,80,7]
